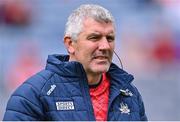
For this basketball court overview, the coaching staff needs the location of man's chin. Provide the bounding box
[93,65,110,73]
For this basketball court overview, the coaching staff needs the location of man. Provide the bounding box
[3,4,147,121]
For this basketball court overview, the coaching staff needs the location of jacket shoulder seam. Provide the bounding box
[37,70,55,81]
[37,71,56,92]
[25,70,56,93]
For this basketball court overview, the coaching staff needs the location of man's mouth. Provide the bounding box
[94,56,108,60]
[94,56,107,59]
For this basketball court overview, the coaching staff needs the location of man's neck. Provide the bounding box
[87,73,102,85]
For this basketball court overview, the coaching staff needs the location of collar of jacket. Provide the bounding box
[46,54,134,86]
[46,54,85,77]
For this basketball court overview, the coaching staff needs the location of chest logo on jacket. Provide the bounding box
[119,102,130,114]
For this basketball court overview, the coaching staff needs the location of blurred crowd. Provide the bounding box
[0,0,180,120]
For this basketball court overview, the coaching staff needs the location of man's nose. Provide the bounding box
[99,37,111,50]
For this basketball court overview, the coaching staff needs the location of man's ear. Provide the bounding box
[64,36,75,54]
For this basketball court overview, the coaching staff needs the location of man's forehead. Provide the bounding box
[80,18,115,35]
[89,31,115,35]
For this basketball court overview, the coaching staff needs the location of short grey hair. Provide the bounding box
[64,4,115,41]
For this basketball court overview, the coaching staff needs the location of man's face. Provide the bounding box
[70,18,115,75]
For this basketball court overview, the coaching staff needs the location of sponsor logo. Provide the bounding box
[56,101,75,110]
[120,89,133,97]
[47,84,56,95]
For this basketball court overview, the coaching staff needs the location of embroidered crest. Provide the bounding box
[119,102,130,114]
[56,101,74,110]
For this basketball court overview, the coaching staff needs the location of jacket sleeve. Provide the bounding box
[131,84,148,121]
[138,93,148,121]
[3,79,46,120]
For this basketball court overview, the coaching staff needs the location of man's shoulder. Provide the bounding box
[11,69,55,96]
[4,69,56,120]
[24,69,55,91]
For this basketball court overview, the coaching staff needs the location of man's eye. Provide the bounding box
[106,36,115,42]
[88,36,100,41]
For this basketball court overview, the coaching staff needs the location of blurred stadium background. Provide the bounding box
[0,0,180,120]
